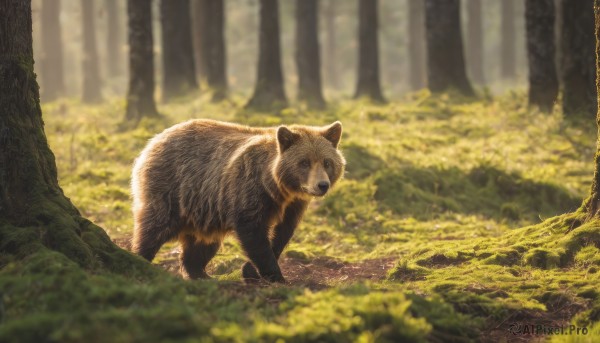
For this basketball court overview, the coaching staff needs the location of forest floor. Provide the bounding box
[1,91,599,342]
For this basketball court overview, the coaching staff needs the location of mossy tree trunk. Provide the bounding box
[501,0,517,80]
[201,0,227,101]
[585,0,600,218]
[0,0,148,273]
[245,0,288,111]
[424,0,474,96]
[559,0,596,118]
[125,0,159,122]
[39,0,65,102]
[408,0,426,91]
[354,0,385,103]
[525,0,558,112]
[466,0,484,85]
[105,0,123,78]
[81,0,103,103]
[296,0,326,109]
[160,0,197,101]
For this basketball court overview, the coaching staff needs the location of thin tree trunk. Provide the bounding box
[106,0,122,78]
[126,0,159,121]
[501,0,517,79]
[1,0,145,270]
[586,0,600,218]
[160,0,197,101]
[354,0,385,102]
[525,0,558,112]
[201,0,227,101]
[425,0,474,96]
[246,0,287,111]
[466,0,484,85]
[39,0,65,102]
[192,0,207,82]
[559,0,596,118]
[296,0,325,109]
[81,0,103,103]
[408,0,426,91]
[323,0,338,90]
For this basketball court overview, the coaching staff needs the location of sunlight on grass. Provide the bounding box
[19,91,597,341]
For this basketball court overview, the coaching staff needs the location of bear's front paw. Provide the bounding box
[263,272,286,283]
[242,262,286,284]
[242,262,260,282]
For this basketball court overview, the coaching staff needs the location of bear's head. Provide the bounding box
[274,121,345,198]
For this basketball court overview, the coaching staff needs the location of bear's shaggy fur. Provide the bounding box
[131,119,345,282]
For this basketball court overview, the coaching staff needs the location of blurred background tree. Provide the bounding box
[125,0,158,121]
[425,0,473,96]
[160,0,197,101]
[354,0,385,103]
[245,0,288,111]
[558,0,596,118]
[39,0,65,102]
[525,0,558,112]
[105,0,123,79]
[501,0,517,82]
[407,0,426,91]
[295,0,325,109]
[81,0,102,103]
[466,0,483,85]
[27,0,592,116]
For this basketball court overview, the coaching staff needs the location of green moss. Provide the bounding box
[256,287,433,343]
[372,164,580,222]
[481,248,522,266]
[415,251,472,268]
[387,260,431,281]
[1,92,596,341]
[341,143,385,180]
[524,248,562,269]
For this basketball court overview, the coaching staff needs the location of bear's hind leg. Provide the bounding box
[132,207,177,261]
[180,235,221,279]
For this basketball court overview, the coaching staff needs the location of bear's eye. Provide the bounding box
[324,159,332,168]
[299,159,311,168]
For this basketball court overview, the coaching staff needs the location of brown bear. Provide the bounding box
[131,119,345,282]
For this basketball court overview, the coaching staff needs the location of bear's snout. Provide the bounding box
[317,181,330,195]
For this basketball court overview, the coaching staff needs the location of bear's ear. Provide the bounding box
[322,121,342,148]
[277,126,300,152]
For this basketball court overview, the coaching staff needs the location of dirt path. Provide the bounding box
[113,236,397,289]
[113,237,584,342]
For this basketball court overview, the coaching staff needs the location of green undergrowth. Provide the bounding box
[2,90,599,341]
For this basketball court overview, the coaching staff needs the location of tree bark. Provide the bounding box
[354,0,385,102]
[126,0,159,121]
[191,0,207,82]
[245,0,288,111]
[296,0,325,109]
[1,0,144,271]
[525,0,558,112]
[586,0,600,217]
[424,0,474,96]
[105,0,123,78]
[160,0,197,101]
[501,0,517,79]
[407,0,426,91]
[466,0,484,85]
[201,0,228,101]
[81,0,103,103]
[559,0,596,118]
[323,0,338,90]
[39,0,65,102]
